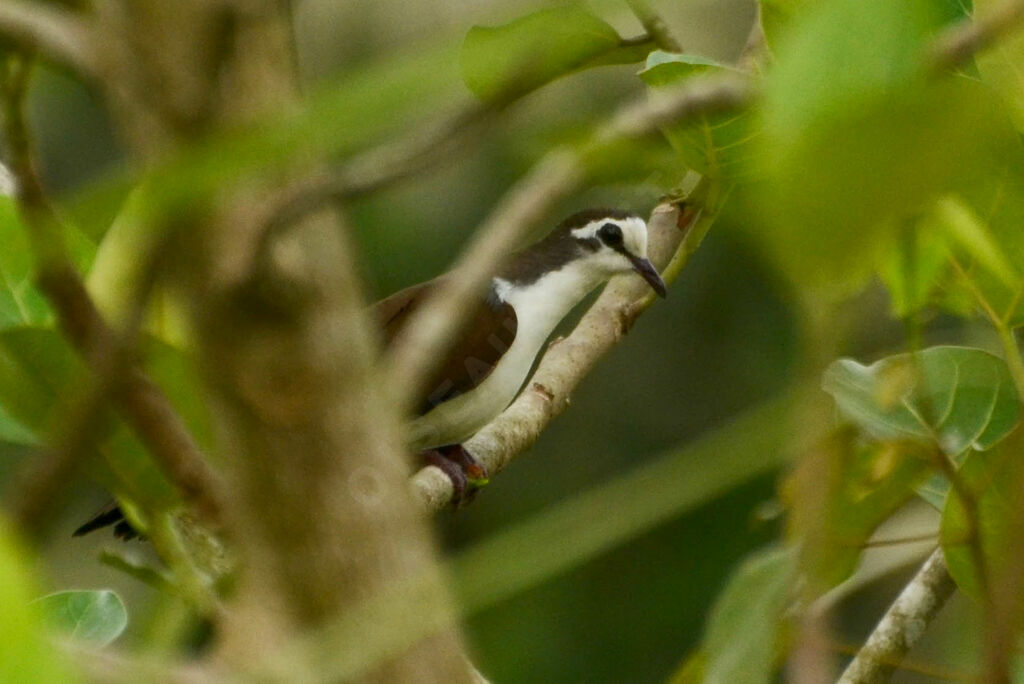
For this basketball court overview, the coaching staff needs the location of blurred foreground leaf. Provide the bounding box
[460,6,634,102]
[0,521,73,682]
[36,589,127,647]
[0,196,50,329]
[754,0,1007,290]
[703,546,794,684]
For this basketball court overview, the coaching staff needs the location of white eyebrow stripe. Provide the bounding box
[570,220,609,240]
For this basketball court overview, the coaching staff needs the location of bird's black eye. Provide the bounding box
[598,222,623,246]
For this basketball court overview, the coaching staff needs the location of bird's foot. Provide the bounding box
[421,444,489,507]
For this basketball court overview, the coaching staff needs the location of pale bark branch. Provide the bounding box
[0,0,98,77]
[388,73,751,416]
[837,549,957,684]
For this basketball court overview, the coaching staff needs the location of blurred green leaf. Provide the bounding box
[639,51,754,179]
[940,436,1018,597]
[460,6,626,102]
[667,649,706,684]
[0,328,86,441]
[879,218,953,319]
[703,546,794,684]
[823,346,1019,456]
[790,427,931,588]
[70,42,465,241]
[0,327,178,509]
[975,0,1024,131]
[753,0,1007,290]
[0,197,51,329]
[0,520,74,682]
[35,589,127,646]
[451,389,802,612]
[935,195,1019,289]
[758,0,811,52]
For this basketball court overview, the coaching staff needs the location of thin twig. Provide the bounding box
[626,0,682,52]
[928,0,1024,71]
[0,0,98,77]
[837,549,958,684]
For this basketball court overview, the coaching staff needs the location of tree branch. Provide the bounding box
[626,0,682,52]
[837,549,957,684]
[928,0,1024,71]
[387,73,751,416]
[0,0,98,77]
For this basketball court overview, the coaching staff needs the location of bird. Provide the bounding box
[74,207,666,536]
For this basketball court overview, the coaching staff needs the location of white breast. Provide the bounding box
[407,261,608,450]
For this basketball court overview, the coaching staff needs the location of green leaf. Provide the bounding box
[703,546,794,684]
[0,327,86,441]
[35,589,127,646]
[0,521,74,682]
[975,0,1024,132]
[460,6,625,102]
[822,346,1019,456]
[0,197,51,329]
[0,328,178,509]
[752,0,1009,290]
[940,435,1020,597]
[933,195,1019,289]
[639,51,753,179]
[878,219,954,319]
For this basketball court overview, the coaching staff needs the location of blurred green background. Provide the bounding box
[4,0,993,681]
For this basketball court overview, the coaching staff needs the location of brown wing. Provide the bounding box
[373,277,518,417]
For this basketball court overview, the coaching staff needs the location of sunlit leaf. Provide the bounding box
[0,520,74,682]
[35,589,127,646]
[460,6,626,102]
[752,0,1007,290]
[639,51,754,179]
[667,649,706,684]
[822,346,1019,455]
[703,546,794,684]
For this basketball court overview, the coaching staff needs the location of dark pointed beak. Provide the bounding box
[628,255,667,297]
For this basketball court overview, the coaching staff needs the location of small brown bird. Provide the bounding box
[75,208,665,536]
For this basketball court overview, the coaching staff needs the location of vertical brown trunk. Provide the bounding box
[92,2,473,680]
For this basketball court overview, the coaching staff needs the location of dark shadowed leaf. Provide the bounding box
[460,6,625,102]
[822,346,1019,455]
[36,589,127,646]
[703,546,794,684]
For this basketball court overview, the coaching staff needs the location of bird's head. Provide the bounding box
[564,209,667,297]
